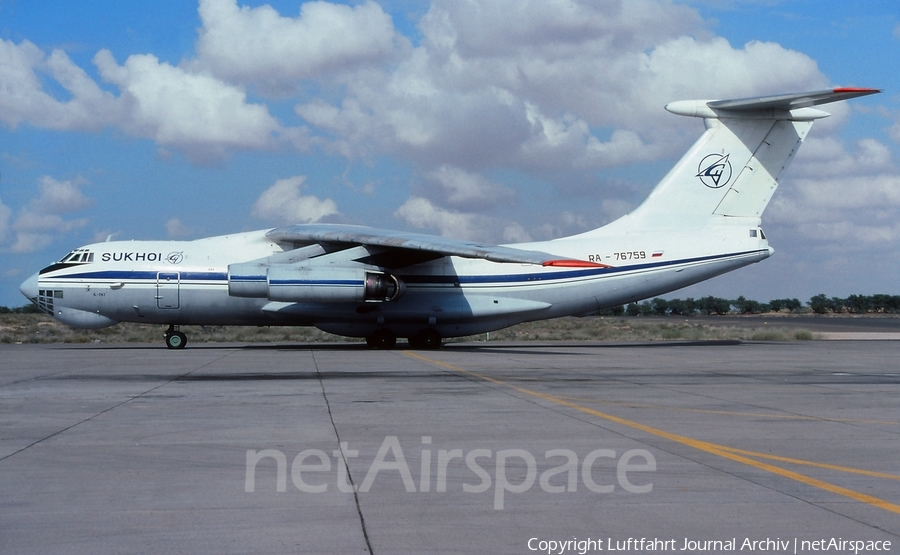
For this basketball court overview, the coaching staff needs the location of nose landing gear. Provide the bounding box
[164,325,187,349]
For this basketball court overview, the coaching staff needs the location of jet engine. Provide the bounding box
[228,263,405,303]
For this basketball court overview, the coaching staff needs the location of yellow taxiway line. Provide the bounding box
[404,351,900,515]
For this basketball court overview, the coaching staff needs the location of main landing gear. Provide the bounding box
[365,329,397,350]
[365,328,442,350]
[164,325,187,349]
[408,328,442,350]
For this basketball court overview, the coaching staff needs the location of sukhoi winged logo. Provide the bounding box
[696,153,732,189]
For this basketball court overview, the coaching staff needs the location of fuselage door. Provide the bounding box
[156,272,180,309]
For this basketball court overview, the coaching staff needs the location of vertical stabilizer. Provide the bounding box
[602,88,879,233]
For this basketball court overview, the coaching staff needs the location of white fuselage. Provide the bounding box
[22,221,771,339]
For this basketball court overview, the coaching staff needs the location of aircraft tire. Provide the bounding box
[366,330,396,350]
[165,330,188,349]
[409,329,442,350]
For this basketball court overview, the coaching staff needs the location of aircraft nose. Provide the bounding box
[20,272,39,301]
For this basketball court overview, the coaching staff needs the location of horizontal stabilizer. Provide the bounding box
[666,87,880,120]
[708,87,881,111]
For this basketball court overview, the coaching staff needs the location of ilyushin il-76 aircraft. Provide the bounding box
[20,88,879,349]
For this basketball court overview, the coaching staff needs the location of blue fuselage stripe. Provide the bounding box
[38,250,766,288]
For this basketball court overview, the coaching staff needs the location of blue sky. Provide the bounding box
[1,0,898,308]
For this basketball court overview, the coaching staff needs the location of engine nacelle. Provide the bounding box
[228,263,404,303]
[227,263,269,298]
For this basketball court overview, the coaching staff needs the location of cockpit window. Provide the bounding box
[40,248,94,275]
[59,249,94,264]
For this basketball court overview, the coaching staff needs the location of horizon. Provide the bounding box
[1,0,898,307]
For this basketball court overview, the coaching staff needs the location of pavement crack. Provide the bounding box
[312,350,375,555]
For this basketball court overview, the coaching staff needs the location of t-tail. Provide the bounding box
[591,87,880,235]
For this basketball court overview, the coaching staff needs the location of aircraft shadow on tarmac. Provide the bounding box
[58,339,742,353]
[40,370,460,382]
[39,340,754,384]
[444,340,742,355]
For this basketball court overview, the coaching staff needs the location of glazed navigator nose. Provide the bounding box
[19,272,39,301]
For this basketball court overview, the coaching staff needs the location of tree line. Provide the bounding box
[601,294,900,316]
[0,304,42,314]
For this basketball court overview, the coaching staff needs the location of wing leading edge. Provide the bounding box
[267,224,607,267]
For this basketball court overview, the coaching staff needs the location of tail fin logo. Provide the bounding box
[696,153,732,189]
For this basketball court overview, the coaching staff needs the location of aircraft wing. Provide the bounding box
[267,224,603,267]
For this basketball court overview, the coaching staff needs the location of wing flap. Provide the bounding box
[267,224,570,266]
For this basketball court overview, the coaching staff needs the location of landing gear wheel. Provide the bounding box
[366,330,397,350]
[164,328,187,349]
[409,329,442,350]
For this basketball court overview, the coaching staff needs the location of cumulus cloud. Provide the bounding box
[423,165,515,209]
[196,0,399,86]
[0,40,119,131]
[0,37,282,161]
[289,0,828,185]
[312,0,831,244]
[764,133,900,253]
[2,176,93,253]
[0,0,831,172]
[94,50,280,159]
[252,176,338,224]
[0,199,12,245]
[166,218,193,238]
[890,116,900,145]
[792,137,892,179]
[394,196,533,243]
[394,197,480,239]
